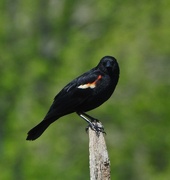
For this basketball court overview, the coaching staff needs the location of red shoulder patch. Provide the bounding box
[78,75,102,89]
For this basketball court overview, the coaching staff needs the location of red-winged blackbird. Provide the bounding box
[26,56,120,140]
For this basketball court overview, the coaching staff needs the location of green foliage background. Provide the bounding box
[0,0,170,179]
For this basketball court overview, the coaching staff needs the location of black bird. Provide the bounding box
[26,56,120,140]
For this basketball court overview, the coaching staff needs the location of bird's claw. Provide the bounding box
[85,120,106,135]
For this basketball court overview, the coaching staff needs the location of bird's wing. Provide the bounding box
[43,70,102,120]
[54,69,101,99]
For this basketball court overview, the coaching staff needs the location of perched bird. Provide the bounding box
[26,56,120,140]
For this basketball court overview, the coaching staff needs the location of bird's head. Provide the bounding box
[97,56,120,75]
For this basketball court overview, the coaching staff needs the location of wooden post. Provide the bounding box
[88,121,111,180]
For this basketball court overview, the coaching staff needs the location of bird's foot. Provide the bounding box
[85,119,106,135]
[76,112,106,135]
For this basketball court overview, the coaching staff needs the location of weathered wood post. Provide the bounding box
[88,121,111,180]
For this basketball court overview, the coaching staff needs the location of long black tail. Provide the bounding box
[26,120,52,141]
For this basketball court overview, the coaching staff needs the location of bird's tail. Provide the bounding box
[26,120,52,141]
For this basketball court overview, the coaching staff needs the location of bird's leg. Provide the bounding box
[76,112,105,134]
[81,112,99,122]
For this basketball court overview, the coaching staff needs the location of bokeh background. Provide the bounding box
[0,0,170,179]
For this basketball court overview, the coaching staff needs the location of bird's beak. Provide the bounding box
[106,61,112,69]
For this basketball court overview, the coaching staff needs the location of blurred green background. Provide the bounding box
[0,0,170,179]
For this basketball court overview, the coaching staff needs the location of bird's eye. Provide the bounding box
[103,61,107,66]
